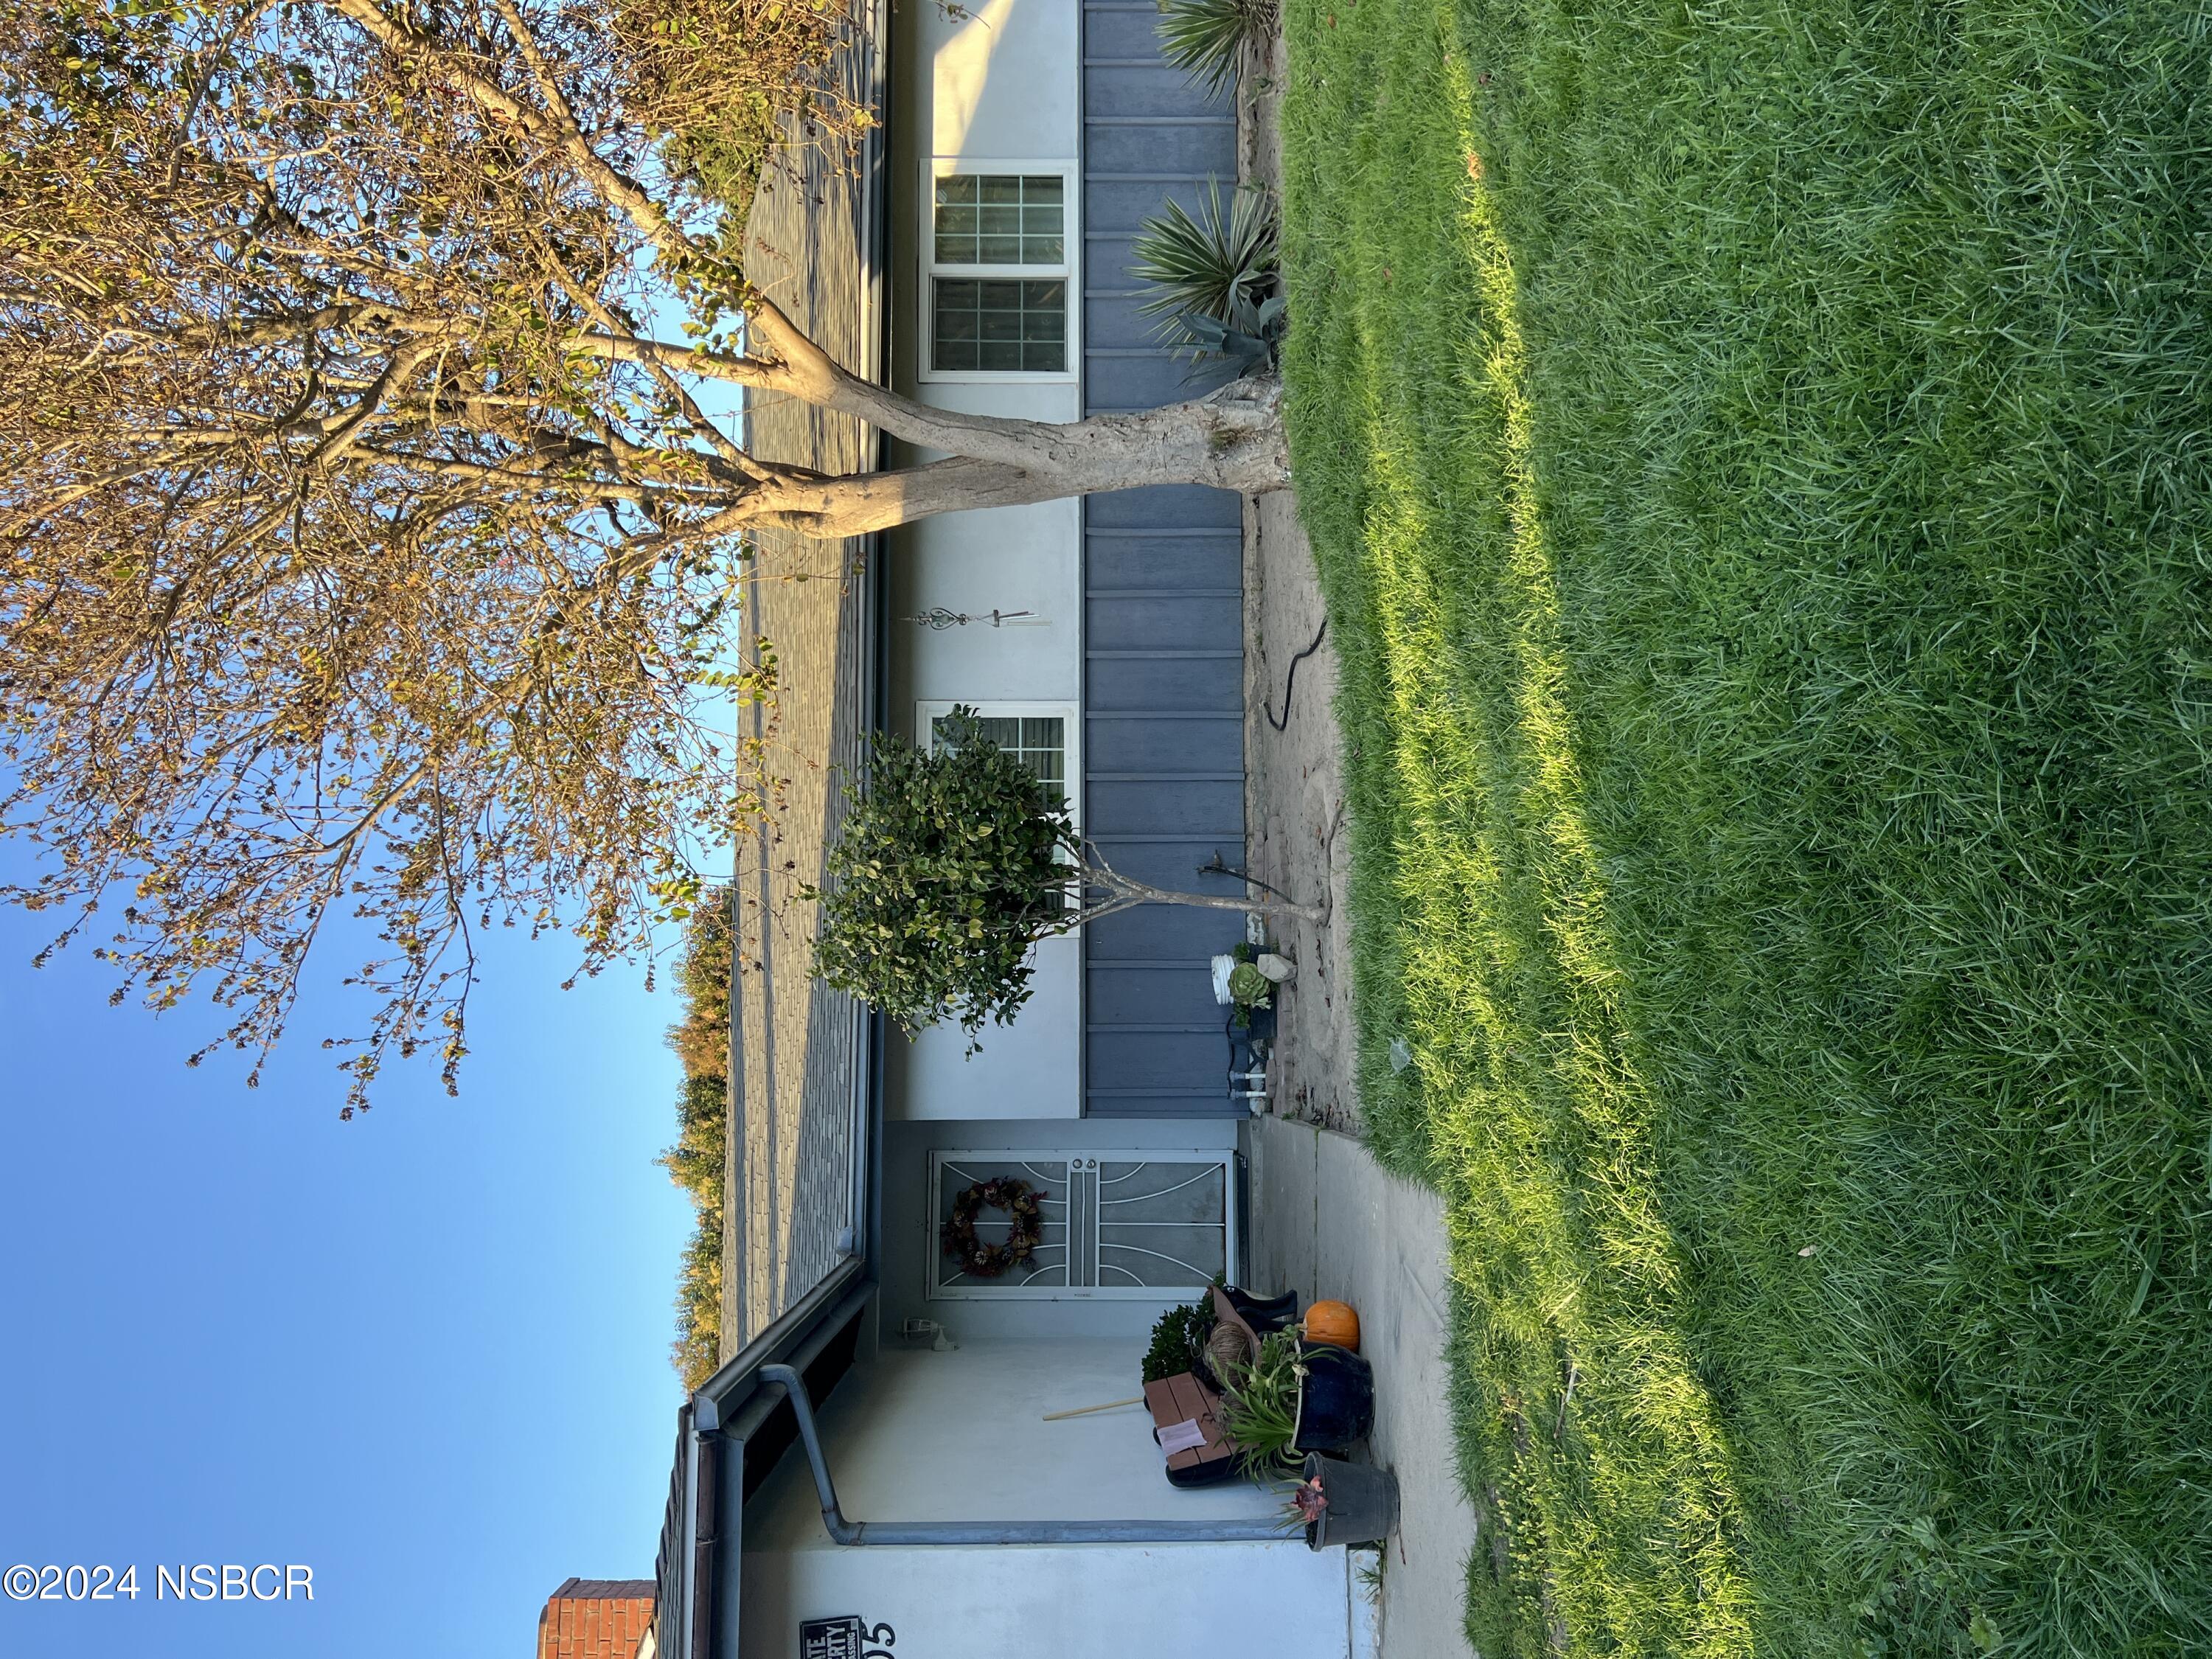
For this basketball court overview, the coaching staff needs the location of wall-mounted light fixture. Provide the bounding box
[901,605,1048,630]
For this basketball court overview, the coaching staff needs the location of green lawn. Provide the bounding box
[1277,3,2212,1653]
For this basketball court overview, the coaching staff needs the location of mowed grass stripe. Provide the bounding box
[1281,0,2212,1653]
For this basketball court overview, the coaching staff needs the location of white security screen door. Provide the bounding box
[927,1151,1237,1300]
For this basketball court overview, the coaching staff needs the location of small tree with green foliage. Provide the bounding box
[810,709,1321,1046]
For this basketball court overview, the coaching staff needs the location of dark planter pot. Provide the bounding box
[1293,1342,1375,1452]
[1302,1453,1399,1549]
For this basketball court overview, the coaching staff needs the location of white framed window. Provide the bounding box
[917,700,1078,824]
[919,161,1077,382]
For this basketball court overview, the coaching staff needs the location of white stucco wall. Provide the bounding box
[888,490,1083,1120]
[742,1541,1352,1659]
[740,1343,1352,1657]
[925,0,1081,173]
[886,936,1080,1120]
[900,498,1081,703]
[751,1343,1276,1541]
[877,0,1088,1126]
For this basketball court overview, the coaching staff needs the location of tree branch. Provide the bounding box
[324,0,717,279]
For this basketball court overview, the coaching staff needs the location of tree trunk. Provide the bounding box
[697,376,1290,539]
[1068,844,1328,929]
[664,299,1292,538]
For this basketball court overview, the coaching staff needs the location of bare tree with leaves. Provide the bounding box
[0,0,1292,1110]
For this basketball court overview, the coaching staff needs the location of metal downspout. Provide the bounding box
[754,1364,1287,1547]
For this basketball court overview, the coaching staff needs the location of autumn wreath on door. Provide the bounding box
[942,1177,1047,1278]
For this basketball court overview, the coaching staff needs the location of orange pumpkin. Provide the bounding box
[1303,1299,1361,1352]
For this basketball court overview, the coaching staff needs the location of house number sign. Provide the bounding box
[799,1614,896,1659]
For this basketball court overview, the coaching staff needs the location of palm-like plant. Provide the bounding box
[1130,179,1284,374]
[1155,0,1278,97]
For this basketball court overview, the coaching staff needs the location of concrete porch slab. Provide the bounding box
[1248,1114,1479,1659]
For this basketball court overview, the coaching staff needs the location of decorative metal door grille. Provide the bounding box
[927,1151,1235,1300]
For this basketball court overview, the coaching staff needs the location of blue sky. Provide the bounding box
[0,838,695,1656]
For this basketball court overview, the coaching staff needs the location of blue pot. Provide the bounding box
[1293,1342,1375,1453]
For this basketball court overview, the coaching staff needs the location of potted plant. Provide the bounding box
[1220,1328,1377,1471]
[1293,1454,1399,1550]
[1294,1339,1377,1451]
[1227,958,1274,1012]
[1218,1327,1301,1472]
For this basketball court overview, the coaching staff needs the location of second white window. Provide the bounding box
[919,702,1075,819]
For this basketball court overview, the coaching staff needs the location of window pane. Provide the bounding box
[933,173,1064,267]
[931,714,1066,807]
[933,278,1065,373]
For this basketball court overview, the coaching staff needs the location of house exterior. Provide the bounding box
[652,7,1363,1655]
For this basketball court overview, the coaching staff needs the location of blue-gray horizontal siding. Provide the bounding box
[1082,3,1244,1118]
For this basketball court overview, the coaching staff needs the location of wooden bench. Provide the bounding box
[1143,1371,1237,1487]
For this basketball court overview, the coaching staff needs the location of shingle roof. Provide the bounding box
[652,10,887,1656]
[722,13,880,1364]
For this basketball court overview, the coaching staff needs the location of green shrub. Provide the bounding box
[1142,1295,1217,1383]
[669,1225,724,1392]
[658,1073,728,1212]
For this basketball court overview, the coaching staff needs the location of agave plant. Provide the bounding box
[1156,0,1279,98]
[1130,179,1284,375]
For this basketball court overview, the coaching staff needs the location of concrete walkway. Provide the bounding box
[1248,1114,1479,1658]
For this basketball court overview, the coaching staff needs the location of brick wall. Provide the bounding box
[536,1578,655,1659]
